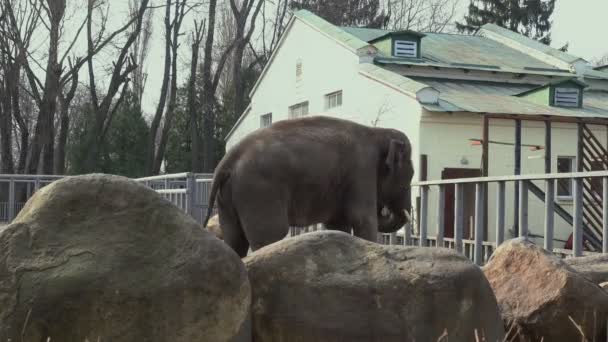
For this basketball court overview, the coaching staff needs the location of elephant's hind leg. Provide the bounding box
[237,199,290,252]
[218,201,249,258]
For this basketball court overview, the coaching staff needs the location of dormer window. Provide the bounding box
[368,30,425,59]
[553,87,580,107]
[394,40,417,58]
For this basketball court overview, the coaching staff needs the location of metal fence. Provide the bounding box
[2,171,608,266]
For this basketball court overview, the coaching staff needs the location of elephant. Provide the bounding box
[203,115,414,258]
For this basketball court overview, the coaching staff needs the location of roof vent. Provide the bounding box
[553,87,580,107]
[394,40,417,58]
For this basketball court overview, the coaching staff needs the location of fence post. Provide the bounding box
[436,185,445,248]
[603,177,608,254]
[545,179,555,252]
[519,180,528,238]
[496,181,505,246]
[474,183,484,265]
[573,177,583,257]
[8,178,15,222]
[419,186,428,247]
[186,173,196,221]
[404,222,411,246]
[454,183,464,253]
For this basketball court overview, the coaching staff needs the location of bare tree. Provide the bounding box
[129,0,154,112]
[82,0,150,172]
[201,0,237,172]
[229,0,263,119]
[385,0,460,33]
[188,20,205,172]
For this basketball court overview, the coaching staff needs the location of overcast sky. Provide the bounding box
[88,0,608,116]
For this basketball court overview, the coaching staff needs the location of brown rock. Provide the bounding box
[565,254,608,285]
[0,174,251,342]
[483,237,608,342]
[245,230,504,342]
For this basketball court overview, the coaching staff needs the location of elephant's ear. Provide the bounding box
[386,139,405,169]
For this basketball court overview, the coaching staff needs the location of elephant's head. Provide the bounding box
[377,129,414,233]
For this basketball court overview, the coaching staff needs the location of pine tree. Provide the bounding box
[456,0,555,45]
[289,0,389,28]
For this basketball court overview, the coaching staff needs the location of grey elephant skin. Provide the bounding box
[203,115,414,257]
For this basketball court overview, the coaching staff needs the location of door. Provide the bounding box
[442,168,482,238]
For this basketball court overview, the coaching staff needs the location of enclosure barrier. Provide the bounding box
[2,171,608,266]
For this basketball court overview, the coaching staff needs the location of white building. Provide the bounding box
[224,10,608,252]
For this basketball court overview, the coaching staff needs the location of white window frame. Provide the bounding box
[554,87,580,107]
[260,113,272,128]
[288,101,309,119]
[556,156,576,201]
[394,40,417,58]
[324,90,343,109]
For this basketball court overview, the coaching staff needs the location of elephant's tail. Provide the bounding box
[203,170,229,228]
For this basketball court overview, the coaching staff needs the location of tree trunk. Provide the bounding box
[146,0,172,175]
[201,0,219,173]
[54,98,70,174]
[188,22,204,173]
[0,86,14,173]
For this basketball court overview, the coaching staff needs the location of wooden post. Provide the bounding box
[545,120,554,252]
[519,180,528,238]
[482,115,489,241]
[545,181,555,252]
[603,177,608,254]
[454,183,464,253]
[419,186,428,247]
[496,181,506,246]
[436,185,445,248]
[474,183,484,265]
[514,119,522,237]
[573,177,583,257]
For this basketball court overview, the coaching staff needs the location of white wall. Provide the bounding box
[419,111,608,248]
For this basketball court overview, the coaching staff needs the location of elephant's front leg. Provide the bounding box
[352,214,379,242]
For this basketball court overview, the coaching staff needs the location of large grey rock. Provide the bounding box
[0,174,251,342]
[244,230,504,342]
[483,238,608,342]
[565,254,608,285]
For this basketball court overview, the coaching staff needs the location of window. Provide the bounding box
[557,156,575,199]
[394,40,417,58]
[260,113,272,128]
[296,59,303,80]
[554,87,580,107]
[325,91,342,109]
[288,101,309,119]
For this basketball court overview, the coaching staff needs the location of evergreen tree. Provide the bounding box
[67,91,149,177]
[289,0,389,28]
[456,0,555,44]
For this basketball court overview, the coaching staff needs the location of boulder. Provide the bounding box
[565,254,608,285]
[483,238,608,342]
[206,213,223,240]
[0,174,251,342]
[244,230,504,342]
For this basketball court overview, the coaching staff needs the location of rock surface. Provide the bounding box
[565,254,608,285]
[483,238,608,342]
[0,174,250,342]
[244,230,504,342]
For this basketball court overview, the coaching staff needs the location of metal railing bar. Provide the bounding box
[414,170,608,186]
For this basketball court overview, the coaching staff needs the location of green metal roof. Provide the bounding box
[294,10,369,52]
[340,26,389,43]
[415,78,608,119]
[359,63,430,96]
[480,23,583,64]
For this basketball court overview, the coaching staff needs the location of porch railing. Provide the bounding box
[411,170,608,265]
